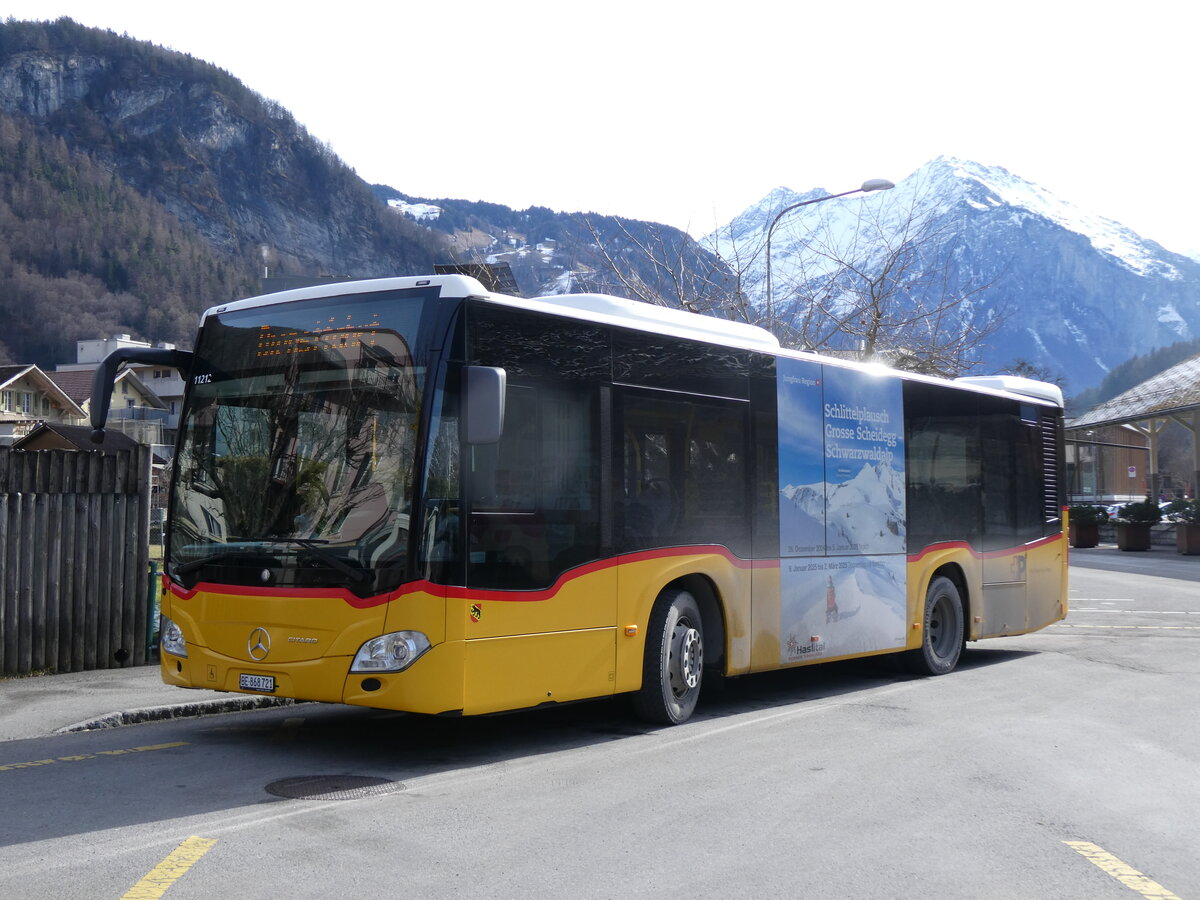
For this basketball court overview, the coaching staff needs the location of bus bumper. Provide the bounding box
[159,639,467,716]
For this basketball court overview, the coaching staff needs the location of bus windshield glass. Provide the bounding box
[168,288,439,595]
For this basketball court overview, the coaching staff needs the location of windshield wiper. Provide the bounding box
[289,538,374,587]
[174,546,278,577]
[172,540,374,589]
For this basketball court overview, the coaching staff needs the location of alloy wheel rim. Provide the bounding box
[669,619,703,698]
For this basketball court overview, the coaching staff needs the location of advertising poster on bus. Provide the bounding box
[777,359,908,664]
[820,365,906,556]
[776,356,827,555]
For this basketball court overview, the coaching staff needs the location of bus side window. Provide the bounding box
[980,408,1044,550]
[619,390,749,556]
[904,381,982,550]
[466,383,600,590]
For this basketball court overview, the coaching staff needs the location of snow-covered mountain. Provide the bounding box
[708,157,1200,391]
[825,462,906,551]
[781,460,906,555]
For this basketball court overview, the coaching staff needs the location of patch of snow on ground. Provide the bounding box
[1157,303,1190,336]
[387,199,442,222]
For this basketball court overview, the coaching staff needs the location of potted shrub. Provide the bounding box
[1067,504,1107,548]
[1169,499,1200,555]
[1114,498,1162,551]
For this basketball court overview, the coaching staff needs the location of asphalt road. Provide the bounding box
[1,557,1196,899]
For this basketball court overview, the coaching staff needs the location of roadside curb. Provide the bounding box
[54,695,307,734]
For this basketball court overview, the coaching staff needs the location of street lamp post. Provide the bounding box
[764,178,895,314]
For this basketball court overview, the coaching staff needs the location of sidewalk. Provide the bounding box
[0,665,294,742]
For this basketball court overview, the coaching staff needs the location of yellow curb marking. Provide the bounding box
[1064,841,1183,900]
[121,835,218,900]
[0,742,188,772]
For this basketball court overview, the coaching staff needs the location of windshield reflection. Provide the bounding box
[169,292,430,594]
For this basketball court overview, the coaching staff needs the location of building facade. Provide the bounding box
[0,365,87,446]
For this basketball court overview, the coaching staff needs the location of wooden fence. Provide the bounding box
[0,446,153,675]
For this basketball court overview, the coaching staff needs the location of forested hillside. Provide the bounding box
[1068,338,1200,413]
[0,17,446,366]
[0,112,255,365]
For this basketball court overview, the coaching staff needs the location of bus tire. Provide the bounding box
[905,575,964,676]
[632,588,704,725]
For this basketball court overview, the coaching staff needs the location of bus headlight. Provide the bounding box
[350,631,431,673]
[160,615,188,658]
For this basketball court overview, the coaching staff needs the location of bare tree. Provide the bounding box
[761,186,1007,376]
[580,214,835,348]
[1001,359,1067,387]
[577,216,736,316]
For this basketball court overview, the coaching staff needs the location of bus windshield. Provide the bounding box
[168,288,438,595]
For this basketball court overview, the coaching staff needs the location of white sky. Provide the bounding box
[6,1,1198,255]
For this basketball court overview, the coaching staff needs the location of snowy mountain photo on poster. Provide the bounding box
[821,365,905,556]
[777,356,826,556]
[777,359,906,556]
[777,358,907,664]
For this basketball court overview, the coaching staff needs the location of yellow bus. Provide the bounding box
[91,274,1067,724]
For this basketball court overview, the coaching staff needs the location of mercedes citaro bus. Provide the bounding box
[91,275,1067,724]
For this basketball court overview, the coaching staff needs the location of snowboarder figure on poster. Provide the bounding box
[825,575,839,623]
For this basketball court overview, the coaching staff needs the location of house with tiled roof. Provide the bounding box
[0,364,88,446]
[47,365,168,447]
[54,333,183,448]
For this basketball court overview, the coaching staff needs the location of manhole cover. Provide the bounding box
[265,775,404,801]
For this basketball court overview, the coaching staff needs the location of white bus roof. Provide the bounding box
[201,274,782,353]
[953,375,1064,407]
[198,275,488,322]
[200,276,1062,407]
[492,292,782,352]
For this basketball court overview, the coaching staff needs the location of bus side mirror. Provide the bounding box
[89,347,194,443]
[463,366,506,444]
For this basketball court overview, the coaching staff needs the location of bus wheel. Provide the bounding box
[633,588,704,725]
[906,575,964,676]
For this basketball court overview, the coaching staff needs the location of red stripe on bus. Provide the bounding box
[906,534,1062,564]
[165,578,391,609]
[164,545,772,608]
[442,546,776,604]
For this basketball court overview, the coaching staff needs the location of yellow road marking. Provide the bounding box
[121,836,218,899]
[0,742,188,772]
[1064,841,1183,900]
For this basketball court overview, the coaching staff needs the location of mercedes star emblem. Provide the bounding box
[247,627,271,661]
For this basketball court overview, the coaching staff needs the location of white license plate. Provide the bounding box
[239,673,276,693]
